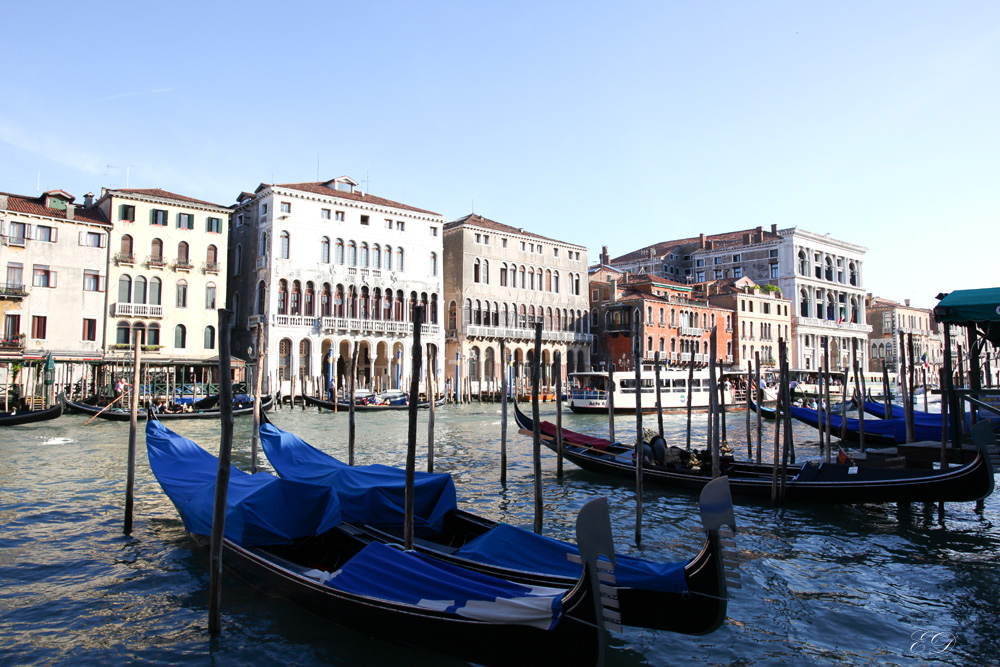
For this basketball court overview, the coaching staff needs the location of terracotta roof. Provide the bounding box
[1,191,109,226]
[112,188,229,209]
[444,213,584,248]
[273,181,441,217]
[611,227,782,264]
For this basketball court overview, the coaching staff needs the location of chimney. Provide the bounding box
[65,203,75,220]
[699,233,706,248]
[600,245,610,266]
[770,224,777,234]
[609,278,618,303]
[743,233,751,244]
[904,298,910,307]
[84,192,94,207]
[0,194,7,210]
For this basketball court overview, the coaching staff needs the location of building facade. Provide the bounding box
[588,271,732,371]
[701,277,792,371]
[0,190,110,365]
[442,214,591,396]
[608,226,872,372]
[96,188,231,365]
[865,295,941,380]
[228,177,445,396]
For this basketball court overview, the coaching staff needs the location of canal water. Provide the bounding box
[1,403,998,666]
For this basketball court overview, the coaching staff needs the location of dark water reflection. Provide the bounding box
[1,403,997,666]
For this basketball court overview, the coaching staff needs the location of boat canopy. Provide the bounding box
[260,422,457,536]
[451,522,688,593]
[934,287,1000,345]
[146,420,342,546]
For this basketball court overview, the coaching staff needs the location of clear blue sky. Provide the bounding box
[3,1,997,309]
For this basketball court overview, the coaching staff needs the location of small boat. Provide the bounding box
[786,404,944,445]
[860,400,1000,428]
[302,392,440,411]
[513,402,995,504]
[67,394,273,421]
[0,393,64,426]
[747,396,779,421]
[145,416,621,665]
[258,412,736,635]
[566,366,737,414]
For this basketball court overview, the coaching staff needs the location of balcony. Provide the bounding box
[173,260,194,272]
[256,256,268,270]
[276,315,321,328]
[793,316,873,334]
[0,335,25,351]
[146,256,167,269]
[679,326,702,337]
[465,324,593,344]
[3,235,27,247]
[203,262,220,274]
[113,303,165,318]
[319,316,442,338]
[0,283,28,300]
[114,252,135,266]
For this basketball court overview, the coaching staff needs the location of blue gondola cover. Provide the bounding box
[146,420,342,545]
[260,423,457,535]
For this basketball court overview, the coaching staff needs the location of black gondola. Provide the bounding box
[0,393,64,426]
[513,402,995,504]
[258,411,735,636]
[302,393,442,411]
[145,416,619,666]
[66,393,273,421]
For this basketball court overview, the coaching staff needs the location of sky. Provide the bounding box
[2,1,997,309]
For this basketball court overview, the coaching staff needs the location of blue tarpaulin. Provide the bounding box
[146,419,342,546]
[324,542,564,630]
[452,523,688,593]
[259,422,457,535]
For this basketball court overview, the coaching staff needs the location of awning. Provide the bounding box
[934,288,1000,345]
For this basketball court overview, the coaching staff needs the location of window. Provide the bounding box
[360,243,369,268]
[36,226,57,242]
[81,231,105,247]
[204,326,216,350]
[335,239,345,264]
[151,238,164,262]
[176,280,188,308]
[553,248,559,257]
[321,209,331,219]
[7,262,23,288]
[151,209,168,226]
[714,256,723,265]
[280,231,290,259]
[769,249,778,258]
[207,217,222,233]
[396,248,404,272]
[8,221,28,244]
[321,237,331,263]
[261,203,268,217]
[359,214,367,225]
[174,325,186,349]
[696,258,704,267]
[115,322,130,345]
[430,227,438,237]
[733,254,741,262]
[32,265,56,288]
[147,323,160,346]
[430,252,438,276]
[236,213,244,227]
[502,238,507,248]
[386,219,394,229]
[733,267,742,278]
[83,270,104,292]
[206,283,217,309]
[121,204,135,222]
[770,264,779,279]
[31,315,47,340]
[396,221,404,231]
[696,271,704,282]
[82,318,97,341]
[280,202,291,214]
[177,242,190,266]
[176,213,194,230]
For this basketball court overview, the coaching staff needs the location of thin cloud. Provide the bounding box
[93,88,175,103]
[0,118,105,176]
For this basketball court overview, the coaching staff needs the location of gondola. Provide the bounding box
[258,412,735,635]
[66,393,272,421]
[786,404,942,445]
[513,402,994,504]
[302,393,441,411]
[0,393,64,426]
[860,400,1000,431]
[747,396,779,421]
[145,416,619,665]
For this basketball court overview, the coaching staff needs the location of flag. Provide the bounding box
[921,352,928,369]
[837,307,845,324]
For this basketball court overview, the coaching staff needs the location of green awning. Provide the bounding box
[934,288,1000,345]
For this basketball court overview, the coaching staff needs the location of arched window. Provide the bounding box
[305,282,315,316]
[147,323,160,346]
[553,271,560,293]
[278,280,288,315]
[174,324,187,349]
[849,262,859,286]
[396,248,404,272]
[430,252,438,276]
[321,237,330,263]
[118,275,132,303]
[149,277,162,306]
[291,280,301,315]
[800,289,809,318]
[348,241,357,266]
[204,326,216,350]
[360,242,369,268]
[177,241,190,265]
[798,249,808,275]
[280,231,290,259]
[205,282,217,310]
[151,238,163,262]
[321,283,331,316]
[116,321,130,345]
[482,259,489,284]
[385,245,393,270]
[257,281,266,315]
[176,280,188,308]
[373,244,381,268]
[278,339,291,381]
[260,232,267,257]
[120,234,133,257]
[474,258,481,283]
[335,239,345,264]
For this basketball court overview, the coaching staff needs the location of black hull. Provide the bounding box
[195,531,603,666]
[514,402,994,504]
[0,394,64,426]
[302,393,439,411]
[66,394,273,421]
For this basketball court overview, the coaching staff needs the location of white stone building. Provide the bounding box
[442,214,591,396]
[95,188,231,364]
[0,189,110,364]
[228,177,445,396]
